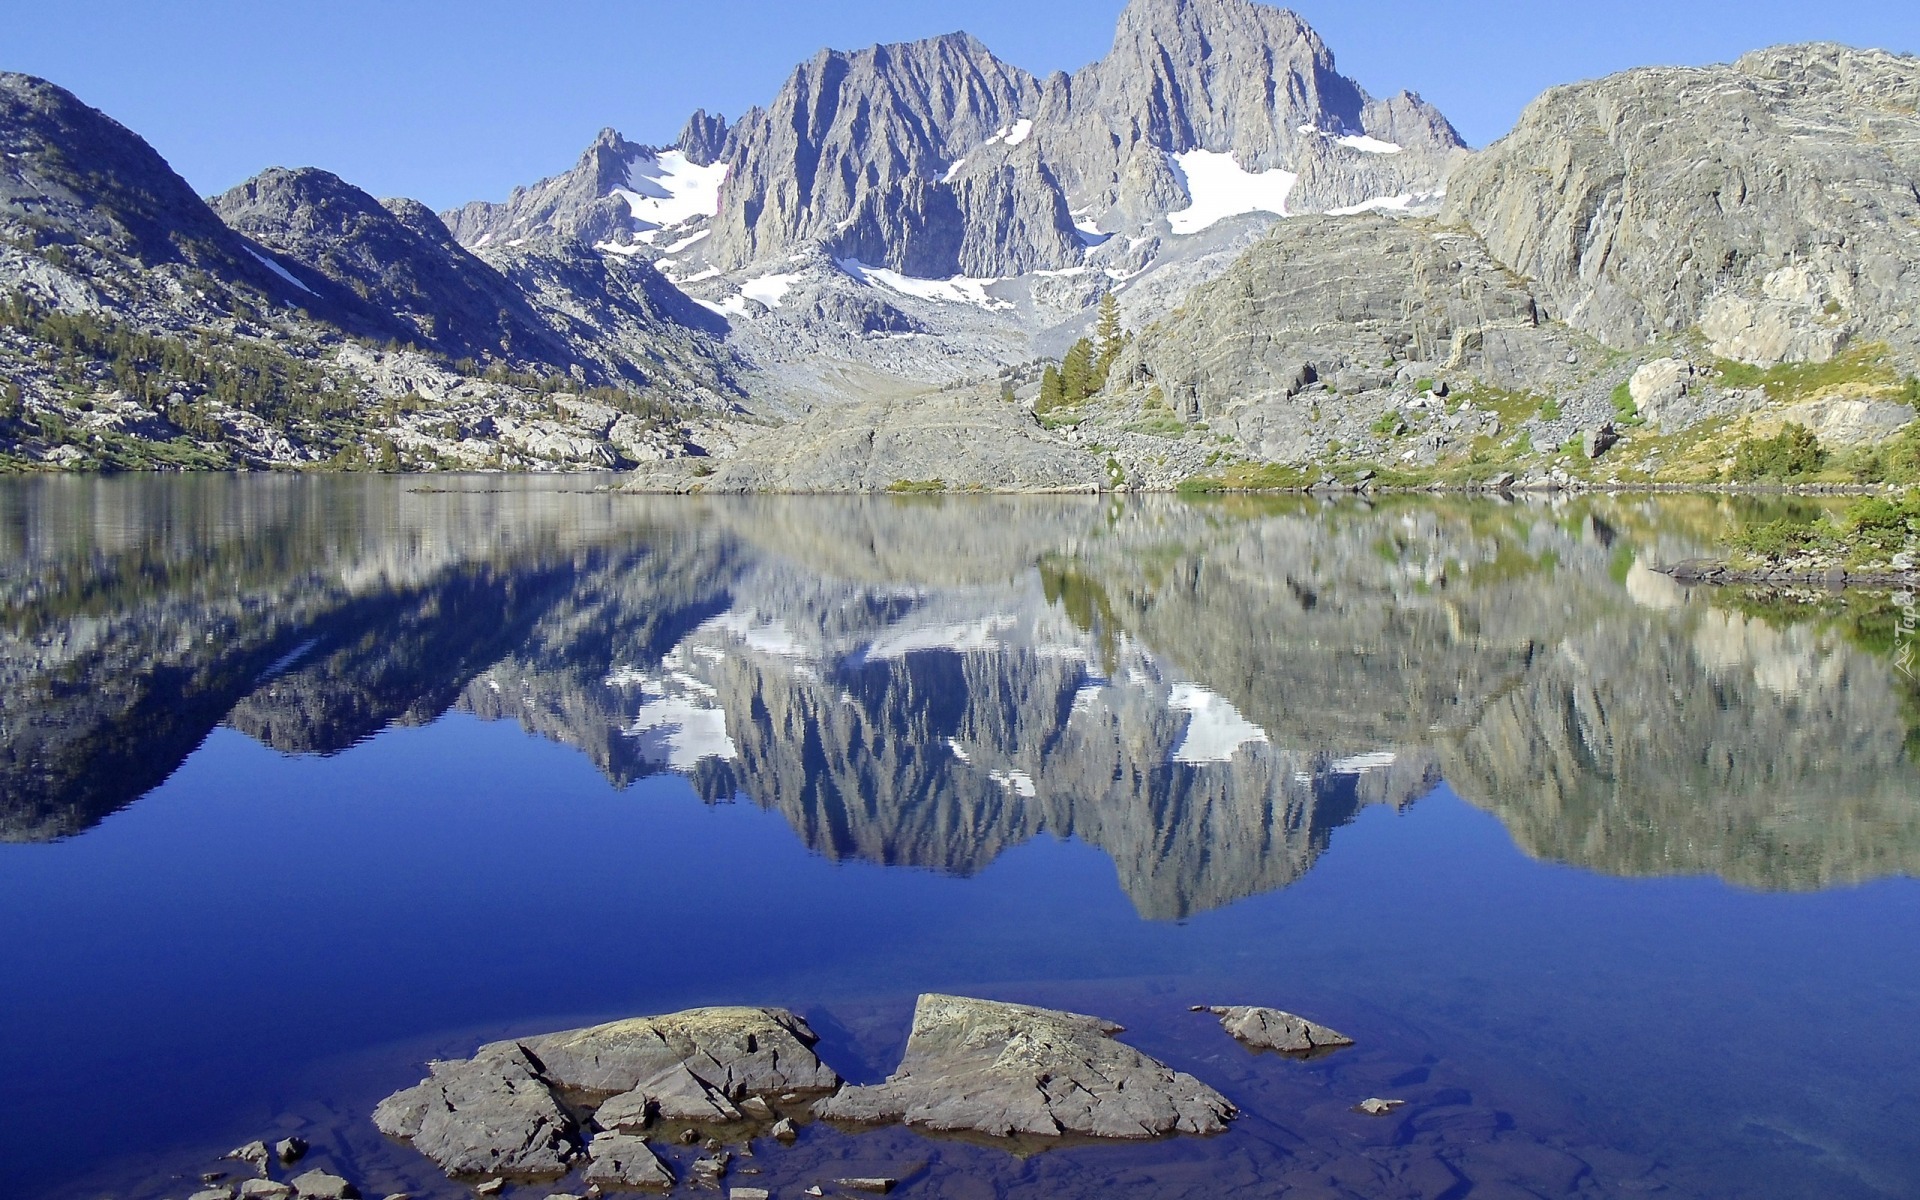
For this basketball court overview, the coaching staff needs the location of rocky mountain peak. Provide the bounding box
[677,109,730,166]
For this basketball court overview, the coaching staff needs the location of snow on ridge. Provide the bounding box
[1336,134,1403,155]
[247,248,315,296]
[1325,194,1416,217]
[1166,151,1298,236]
[740,272,800,309]
[1167,682,1271,764]
[836,258,1013,312]
[612,151,729,231]
[1001,118,1034,147]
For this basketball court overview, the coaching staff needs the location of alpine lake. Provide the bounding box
[2,475,1916,1200]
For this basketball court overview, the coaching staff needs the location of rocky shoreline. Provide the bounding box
[183,997,1378,1200]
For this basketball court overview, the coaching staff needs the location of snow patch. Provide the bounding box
[612,151,729,231]
[1000,118,1034,147]
[1336,134,1403,155]
[837,259,1012,312]
[664,228,712,255]
[1167,682,1270,764]
[1325,194,1417,217]
[247,248,315,296]
[740,272,801,309]
[1166,151,1298,236]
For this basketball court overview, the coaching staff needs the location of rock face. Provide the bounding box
[212,167,573,367]
[705,32,1049,276]
[1444,43,1920,365]
[816,994,1236,1139]
[1198,1005,1354,1055]
[373,1007,836,1181]
[1103,213,1579,462]
[443,128,670,251]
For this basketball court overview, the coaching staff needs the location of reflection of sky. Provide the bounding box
[2,711,1916,1198]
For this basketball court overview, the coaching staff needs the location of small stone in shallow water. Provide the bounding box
[835,1180,898,1194]
[1356,1098,1407,1116]
[730,1190,771,1200]
[227,1142,272,1174]
[583,1133,674,1190]
[678,1127,701,1144]
[288,1171,357,1200]
[188,1188,233,1200]
[475,1181,504,1196]
[771,1117,798,1143]
[740,1096,775,1120]
[1194,1005,1354,1056]
[275,1137,308,1165]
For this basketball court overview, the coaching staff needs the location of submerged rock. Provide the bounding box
[597,1061,745,1129]
[236,1183,294,1200]
[816,994,1235,1139]
[1356,1097,1407,1116]
[1195,1005,1354,1055]
[274,1137,308,1165]
[225,1142,271,1174]
[582,1133,675,1190]
[372,1044,578,1177]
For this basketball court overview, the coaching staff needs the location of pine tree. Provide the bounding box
[1094,292,1122,378]
[1061,337,1095,404]
[1038,364,1065,412]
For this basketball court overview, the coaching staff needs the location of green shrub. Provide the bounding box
[1729,423,1826,481]
[1734,517,1835,558]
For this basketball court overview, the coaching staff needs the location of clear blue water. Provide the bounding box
[1,477,1916,1199]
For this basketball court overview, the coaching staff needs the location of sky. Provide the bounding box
[4,0,1917,212]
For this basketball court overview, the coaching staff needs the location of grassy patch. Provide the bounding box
[886,478,947,493]
[1176,462,1313,493]
[1713,344,1902,404]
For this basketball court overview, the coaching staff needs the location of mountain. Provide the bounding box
[433,0,1465,407]
[1444,42,1920,364]
[0,73,746,472]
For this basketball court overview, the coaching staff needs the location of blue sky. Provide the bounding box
[5,0,1916,211]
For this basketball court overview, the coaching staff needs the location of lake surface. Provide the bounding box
[1,476,1917,1200]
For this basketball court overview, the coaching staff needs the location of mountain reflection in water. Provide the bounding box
[2,476,1916,913]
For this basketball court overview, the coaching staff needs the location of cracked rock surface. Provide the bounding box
[816,993,1236,1139]
[1198,1005,1354,1055]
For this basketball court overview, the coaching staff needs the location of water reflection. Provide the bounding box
[2,477,1915,908]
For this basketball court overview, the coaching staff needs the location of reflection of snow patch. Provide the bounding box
[991,769,1037,797]
[1330,751,1397,774]
[623,697,738,769]
[947,738,971,763]
[1168,682,1270,764]
[1166,151,1298,235]
[707,611,809,658]
[862,615,1016,661]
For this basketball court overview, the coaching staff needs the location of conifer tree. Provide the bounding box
[1038,364,1065,412]
[1094,291,1122,381]
[1061,337,1095,403]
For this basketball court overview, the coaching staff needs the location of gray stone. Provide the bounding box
[584,1133,675,1190]
[289,1172,358,1200]
[225,1142,271,1174]
[372,1044,577,1178]
[834,1181,898,1195]
[274,1138,307,1165]
[1584,424,1619,460]
[816,994,1236,1139]
[596,1062,745,1129]
[237,1183,295,1200]
[189,1188,234,1200]
[1355,1098,1407,1116]
[730,1191,771,1200]
[770,1117,798,1143]
[474,1182,504,1197]
[1196,1005,1354,1055]
[518,1006,841,1097]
